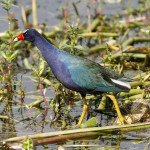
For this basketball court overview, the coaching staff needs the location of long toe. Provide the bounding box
[118,115,131,125]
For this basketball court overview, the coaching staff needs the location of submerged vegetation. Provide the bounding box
[0,0,150,149]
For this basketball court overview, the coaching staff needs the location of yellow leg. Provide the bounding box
[77,96,88,126]
[105,94,131,125]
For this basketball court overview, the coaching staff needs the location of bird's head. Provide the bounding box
[14,29,35,42]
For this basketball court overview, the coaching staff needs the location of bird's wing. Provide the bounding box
[59,52,130,92]
[66,57,116,92]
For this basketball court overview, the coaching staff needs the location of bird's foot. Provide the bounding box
[105,94,131,125]
[70,124,80,129]
[118,115,131,125]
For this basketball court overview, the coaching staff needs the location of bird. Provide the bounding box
[14,29,131,126]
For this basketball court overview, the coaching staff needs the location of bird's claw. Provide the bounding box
[118,115,131,125]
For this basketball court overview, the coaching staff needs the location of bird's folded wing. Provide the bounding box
[68,61,115,92]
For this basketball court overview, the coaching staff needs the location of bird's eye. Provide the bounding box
[24,32,28,36]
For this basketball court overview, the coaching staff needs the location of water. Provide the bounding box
[0,0,149,149]
[0,0,139,32]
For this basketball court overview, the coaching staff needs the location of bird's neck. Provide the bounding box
[33,34,56,54]
[33,32,60,69]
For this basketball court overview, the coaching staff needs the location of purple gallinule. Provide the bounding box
[14,29,131,125]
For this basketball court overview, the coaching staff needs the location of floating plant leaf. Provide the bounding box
[80,117,98,128]
[22,136,33,150]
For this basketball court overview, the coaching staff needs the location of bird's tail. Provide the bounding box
[111,79,131,92]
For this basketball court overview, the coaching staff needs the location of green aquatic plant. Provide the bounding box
[0,0,19,97]
[59,23,86,55]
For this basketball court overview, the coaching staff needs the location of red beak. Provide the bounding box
[17,33,24,40]
[14,33,24,41]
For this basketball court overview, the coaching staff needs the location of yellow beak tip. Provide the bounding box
[13,37,18,42]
